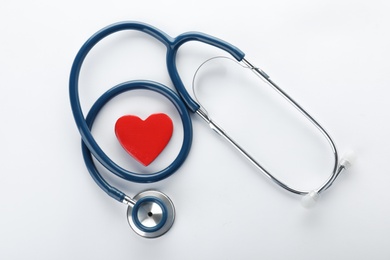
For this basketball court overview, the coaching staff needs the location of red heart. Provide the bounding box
[115,113,173,166]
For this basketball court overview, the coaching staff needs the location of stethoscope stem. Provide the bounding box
[123,195,136,207]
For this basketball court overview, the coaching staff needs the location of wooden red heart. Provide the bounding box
[115,113,173,166]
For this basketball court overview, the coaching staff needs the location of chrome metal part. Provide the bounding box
[127,190,175,238]
[241,57,343,195]
[192,56,345,196]
[123,195,136,207]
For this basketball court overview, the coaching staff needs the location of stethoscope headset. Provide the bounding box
[69,21,354,238]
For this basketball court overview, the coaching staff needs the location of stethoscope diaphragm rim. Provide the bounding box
[127,190,175,238]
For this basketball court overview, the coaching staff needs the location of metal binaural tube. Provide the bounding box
[192,56,346,197]
[197,108,307,195]
[241,58,341,195]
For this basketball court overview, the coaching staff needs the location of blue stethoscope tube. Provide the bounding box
[69,21,245,202]
[81,80,192,202]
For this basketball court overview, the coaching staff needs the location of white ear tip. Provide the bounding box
[301,191,319,209]
[340,150,356,169]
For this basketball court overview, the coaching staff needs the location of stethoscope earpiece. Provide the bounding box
[126,190,175,238]
[301,191,320,209]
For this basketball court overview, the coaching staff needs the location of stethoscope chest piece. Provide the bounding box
[127,190,175,238]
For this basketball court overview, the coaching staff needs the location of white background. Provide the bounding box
[1,0,389,259]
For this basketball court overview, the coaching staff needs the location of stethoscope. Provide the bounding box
[69,21,354,238]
